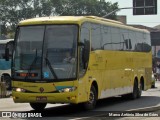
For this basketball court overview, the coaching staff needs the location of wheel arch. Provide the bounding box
[134,76,138,84]
[91,81,98,99]
[1,73,11,81]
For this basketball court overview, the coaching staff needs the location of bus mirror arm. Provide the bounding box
[82,48,87,69]
[5,48,9,61]
[78,42,87,69]
[82,42,90,69]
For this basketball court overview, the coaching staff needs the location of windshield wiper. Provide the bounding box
[45,57,58,79]
[24,49,38,80]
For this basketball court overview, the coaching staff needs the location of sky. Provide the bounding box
[107,0,160,28]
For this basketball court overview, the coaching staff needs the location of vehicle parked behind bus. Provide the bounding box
[0,39,14,90]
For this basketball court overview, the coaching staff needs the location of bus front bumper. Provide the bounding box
[12,91,78,104]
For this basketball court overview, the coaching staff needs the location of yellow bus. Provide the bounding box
[10,16,152,110]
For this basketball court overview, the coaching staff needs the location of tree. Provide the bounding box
[0,0,53,37]
[0,0,118,37]
[0,0,34,36]
[51,0,118,19]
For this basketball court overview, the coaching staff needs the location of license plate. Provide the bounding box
[36,96,47,101]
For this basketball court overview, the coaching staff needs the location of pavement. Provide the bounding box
[127,81,160,112]
[1,81,160,119]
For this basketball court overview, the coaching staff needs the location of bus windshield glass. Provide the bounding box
[13,25,78,80]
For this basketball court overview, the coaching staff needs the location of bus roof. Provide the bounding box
[0,39,14,44]
[19,16,85,25]
[19,16,149,33]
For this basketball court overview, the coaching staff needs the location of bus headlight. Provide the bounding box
[59,87,77,93]
[13,88,26,92]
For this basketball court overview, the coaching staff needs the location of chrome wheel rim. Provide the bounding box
[89,91,95,104]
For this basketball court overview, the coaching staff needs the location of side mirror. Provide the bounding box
[5,48,9,61]
[125,39,128,49]
[82,40,90,69]
[129,39,132,49]
[124,39,132,50]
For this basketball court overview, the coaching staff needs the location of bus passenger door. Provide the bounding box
[78,41,89,102]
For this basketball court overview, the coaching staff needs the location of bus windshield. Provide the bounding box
[13,25,78,80]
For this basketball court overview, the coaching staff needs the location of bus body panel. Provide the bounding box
[12,80,79,103]
[88,50,152,99]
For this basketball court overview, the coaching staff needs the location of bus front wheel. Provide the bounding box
[30,103,47,111]
[83,86,97,110]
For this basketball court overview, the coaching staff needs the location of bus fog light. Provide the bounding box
[67,96,76,100]
[59,87,77,93]
[13,96,19,100]
[14,88,26,92]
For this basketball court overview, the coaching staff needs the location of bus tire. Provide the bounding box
[3,75,11,90]
[30,103,47,111]
[137,81,142,98]
[129,80,138,99]
[83,85,97,110]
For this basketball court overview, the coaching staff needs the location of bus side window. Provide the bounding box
[91,24,101,50]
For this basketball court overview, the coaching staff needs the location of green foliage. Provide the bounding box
[51,0,118,18]
[0,0,118,37]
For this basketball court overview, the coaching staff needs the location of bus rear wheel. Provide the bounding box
[137,81,142,98]
[83,86,97,110]
[129,80,138,99]
[30,103,47,111]
[3,75,11,90]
